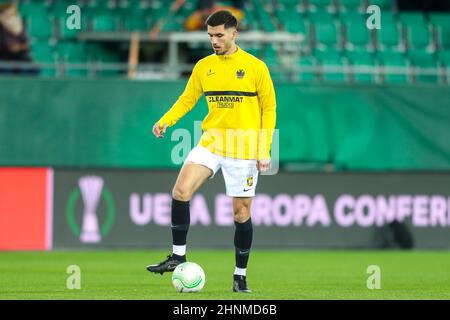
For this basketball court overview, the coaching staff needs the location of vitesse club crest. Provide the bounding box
[236,69,245,79]
[246,175,253,187]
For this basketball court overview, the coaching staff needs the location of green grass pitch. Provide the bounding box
[1,250,450,300]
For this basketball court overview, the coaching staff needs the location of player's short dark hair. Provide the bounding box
[205,10,238,29]
[0,2,15,14]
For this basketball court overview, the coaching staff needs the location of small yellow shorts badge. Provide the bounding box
[246,176,253,187]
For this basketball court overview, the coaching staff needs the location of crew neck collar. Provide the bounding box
[216,45,243,62]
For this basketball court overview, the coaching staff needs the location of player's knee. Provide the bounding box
[233,202,251,223]
[172,185,192,202]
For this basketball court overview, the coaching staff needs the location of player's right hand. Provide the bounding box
[152,122,168,138]
[257,159,271,172]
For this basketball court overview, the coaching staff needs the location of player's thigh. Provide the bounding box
[172,162,213,199]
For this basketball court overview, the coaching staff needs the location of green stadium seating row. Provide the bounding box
[17,0,392,12]
[30,39,122,77]
[12,0,450,84]
[31,40,121,63]
[273,10,450,52]
[255,45,450,84]
[13,1,385,32]
[276,0,392,13]
[28,49,450,84]
[16,0,450,51]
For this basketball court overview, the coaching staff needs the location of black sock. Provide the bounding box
[171,198,190,250]
[172,254,186,262]
[234,218,253,269]
[234,274,246,281]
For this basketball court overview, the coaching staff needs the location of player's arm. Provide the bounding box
[153,62,203,138]
[256,61,277,170]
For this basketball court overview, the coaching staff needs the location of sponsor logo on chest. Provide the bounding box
[208,95,244,108]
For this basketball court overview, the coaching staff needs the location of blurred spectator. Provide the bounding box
[0,1,36,75]
[185,0,245,31]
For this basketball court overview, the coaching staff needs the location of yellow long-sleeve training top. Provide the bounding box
[158,46,277,160]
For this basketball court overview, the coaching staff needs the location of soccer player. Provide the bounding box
[146,10,276,293]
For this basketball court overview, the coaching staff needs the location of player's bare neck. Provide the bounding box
[224,44,238,56]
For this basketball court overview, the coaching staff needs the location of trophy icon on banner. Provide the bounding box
[79,176,104,243]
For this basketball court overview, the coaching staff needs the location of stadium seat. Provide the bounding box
[87,43,121,63]
[338,0,365,12]
[342,13,373,52]
[310,13,340,49]
[263,44,278,63]
[277,0,303,4]
[307,0,336,13]
[240,8,259,31]
[279,11,308,34]
[430,13,450,49]
[49,1,77,18]
[242,46,262,59]
[297,55,317,81]
[380,10,397,24]
[253,0,278,32]
[54,41,91,76]
[48,0,82,17]
[136,0,153,10]
[262,45,282,81]
[120,10,151,31]
[122,0,156,10]
[56,41,88,62]
[405,25,431,50]
[399,12,427,25]
[399,13,431,50]
[161,19,184,32]
[407,50,439,83]
[308,10,335,21]
[30,40,56,76]
[149,2,171,22]
[366,0,393,9]
[26,16,55,39]
[85,0,116,9]
[31,40,54,62]
[276,0,303,11]
[377,51,409,84]
[116,0,131,9]
[346,51,376,83]
[436,26,450,49]
[18,0,47,18]
[314,49,347,81]
[437,50,450,83]
[174,1,197,29]
[90,12,119,32]
[375,14,403,52]
[437,50,450,66]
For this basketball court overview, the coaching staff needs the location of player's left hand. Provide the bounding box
[257,159,271,172]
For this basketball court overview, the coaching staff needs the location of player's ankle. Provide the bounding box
[172,253,186,262]
[233,274,246,280]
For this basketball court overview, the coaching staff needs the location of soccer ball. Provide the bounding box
[172,262,206,293]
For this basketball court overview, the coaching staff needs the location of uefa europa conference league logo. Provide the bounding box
[66,176,115,243]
